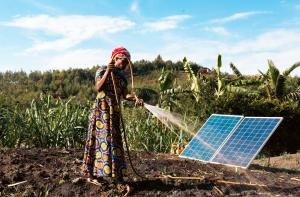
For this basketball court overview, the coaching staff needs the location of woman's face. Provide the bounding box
[114,56,129,70]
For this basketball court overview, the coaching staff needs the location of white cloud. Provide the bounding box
[227,29,300,54]
[4,15,135,52]
[203,26,230,36]
[209,11,270,24]
[155,28,300,75]
[4,27,300,76]
[132,51,158,62]
[12,47,157,72]
[143,15,191,31]
[130,0,140,14]
[48,48,110,70]
[48,49,161,70]
[11,28,299,75]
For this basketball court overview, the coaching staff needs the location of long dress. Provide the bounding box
[81,66,128,179]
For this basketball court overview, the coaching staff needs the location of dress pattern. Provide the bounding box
[81,66,128,179]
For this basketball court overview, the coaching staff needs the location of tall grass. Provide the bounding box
[1,94,192,153]
[122,106,199,153]
[0,94,90,148]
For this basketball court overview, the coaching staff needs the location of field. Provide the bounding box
[1,148,300,196]
[1,58,300,196]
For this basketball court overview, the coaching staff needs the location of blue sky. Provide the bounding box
[1,0,300,75]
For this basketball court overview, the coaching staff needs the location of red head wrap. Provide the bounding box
[111,47,131,60]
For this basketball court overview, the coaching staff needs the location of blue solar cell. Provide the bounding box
[211,117,283,168]
[179,114,243,161]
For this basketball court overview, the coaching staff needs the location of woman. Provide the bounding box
[81,47,143,184]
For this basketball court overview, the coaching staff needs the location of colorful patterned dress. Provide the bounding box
[81,66,128,179]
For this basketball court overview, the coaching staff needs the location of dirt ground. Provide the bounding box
[0,148,300,196]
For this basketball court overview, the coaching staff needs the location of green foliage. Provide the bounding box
[211,91,300,155]
[213,56,262,97]
[230,62,243,79]
[215,54,224,97]
[158,67,175,92]
[0,94,90,148]
[158,67,178,111]
[1,55,300,156]
[283,62,300,77]
[259,60,300,101]
[0,57,205,107]
[123,106,201,153]
[134,87,159,105]
[183,58,201,102]
[275,75,285,98]
[123,107,180,153]
[268,60,280,90]
[285,89,300,101]
[0,104,25,147]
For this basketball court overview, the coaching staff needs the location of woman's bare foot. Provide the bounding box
[87,177,104,186]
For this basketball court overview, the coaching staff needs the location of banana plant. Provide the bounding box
[215,54,225,98]
[158,67,175,92]
[215,56,262,96]
[183,57,201,102]
[285,87,300,101]
[227,62,261,95]
[134,87,159,105]
[158,67,180,111]
[230,62,243,79]
[259,60,300,101]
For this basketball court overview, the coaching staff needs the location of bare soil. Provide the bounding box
[252,153,300,171]
[1,148,300,196]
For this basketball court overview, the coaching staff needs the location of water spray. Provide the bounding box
[110,54,204,180]
[108,54,267,188]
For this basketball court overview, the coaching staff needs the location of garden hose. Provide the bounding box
[111,70,205,181]
[110,71,146,180]
[216,180,267,187]
[109,57,268,189]
[110,54,145,180]
[110,58,198,180]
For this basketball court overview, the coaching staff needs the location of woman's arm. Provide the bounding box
[123,87,144,105]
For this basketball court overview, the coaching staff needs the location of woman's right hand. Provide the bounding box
[107,59,115,73]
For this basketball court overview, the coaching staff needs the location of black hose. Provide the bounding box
[110,72,146,179]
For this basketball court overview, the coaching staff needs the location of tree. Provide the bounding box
[154,55,165,69]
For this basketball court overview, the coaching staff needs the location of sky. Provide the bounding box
[1,0,300,75]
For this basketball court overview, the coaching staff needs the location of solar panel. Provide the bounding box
[179,114,244,162]
[211,117,283,168]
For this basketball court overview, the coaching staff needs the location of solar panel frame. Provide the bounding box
[179,114,244,162]
[210,116,283,168]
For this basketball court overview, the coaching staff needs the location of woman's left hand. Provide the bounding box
[135,97,144,106]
